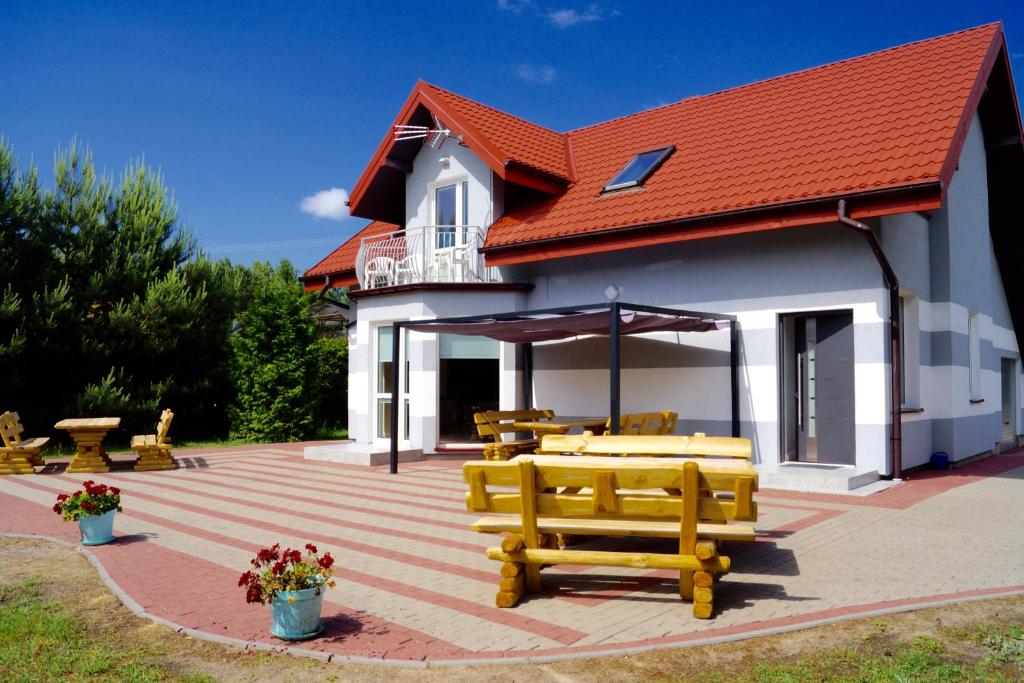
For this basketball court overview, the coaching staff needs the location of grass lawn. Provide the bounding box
[1,538,1022,681]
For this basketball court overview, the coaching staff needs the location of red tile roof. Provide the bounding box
[302,221,397,289]
[424,83,572,181]
[484,23,1006,258]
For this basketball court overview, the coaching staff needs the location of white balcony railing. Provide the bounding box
[355,225,499,289]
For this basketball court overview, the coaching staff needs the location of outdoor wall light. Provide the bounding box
[438,156,451,167]
[605,285,620,301]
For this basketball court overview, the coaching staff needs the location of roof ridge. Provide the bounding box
[566,22,1002,135]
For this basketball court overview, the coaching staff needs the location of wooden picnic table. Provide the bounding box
[55,417,121,474]
[511,417,607,436]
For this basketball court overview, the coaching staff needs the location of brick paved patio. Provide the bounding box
[1,445,1023,664]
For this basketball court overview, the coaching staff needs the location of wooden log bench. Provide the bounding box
[130,409,177,471]
[0,412,49,474]
[538,433,752,459]
[464,454,758,618]
[473,409,555,461]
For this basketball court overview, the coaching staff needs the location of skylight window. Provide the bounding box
[603,146,675,192]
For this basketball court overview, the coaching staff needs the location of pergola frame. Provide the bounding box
[388,302,739,474]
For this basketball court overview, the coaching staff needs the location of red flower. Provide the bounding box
[81,501,95,511]
[271,560,286,575]
[245,585,262,604]
[305,543,317,554]
[110,487,120,496]
[57,494,69,502]
[283,548,302,564]
[238,571,256,587]
[52,503,62,513]
[318,553,335,569]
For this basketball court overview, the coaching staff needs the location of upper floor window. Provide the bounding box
[900,293,920,408]
[603,146,675,192]
[433,180,469,249]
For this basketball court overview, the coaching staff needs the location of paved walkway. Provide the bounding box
[1,445,1023,665]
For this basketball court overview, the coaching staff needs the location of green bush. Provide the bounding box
[314,335,348,429]
[228,262,320,442]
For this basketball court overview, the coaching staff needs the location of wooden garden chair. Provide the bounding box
[0,411,49,474]
[130,409,178,471]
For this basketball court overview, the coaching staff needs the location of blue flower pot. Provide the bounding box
[269,586,325,640]
[78,510,116,546]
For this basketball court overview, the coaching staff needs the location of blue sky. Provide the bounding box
[4,1,1023,272]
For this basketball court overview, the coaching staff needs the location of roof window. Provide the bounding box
[603,146,674,192]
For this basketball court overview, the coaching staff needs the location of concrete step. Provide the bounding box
[755,462,880,493]
[303,441,424,467]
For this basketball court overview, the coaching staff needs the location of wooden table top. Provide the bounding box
[55,417,122,430]
[512,418,607,433]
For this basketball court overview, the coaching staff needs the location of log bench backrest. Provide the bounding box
[464,455,757,523]
[156,409,174,445]
[0,411,25,448]
[474,409,555,442]
[540,433,752,460]
[604,411,678,435]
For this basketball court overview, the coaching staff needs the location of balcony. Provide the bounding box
[355,225,499,289]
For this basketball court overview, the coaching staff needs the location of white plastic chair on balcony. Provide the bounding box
[394,254,421,285]
[365,256,396,288]
[428,245,474,282]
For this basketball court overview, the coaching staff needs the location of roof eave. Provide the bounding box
[481,182,943,267]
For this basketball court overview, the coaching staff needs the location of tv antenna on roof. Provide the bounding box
[394,114,453,150]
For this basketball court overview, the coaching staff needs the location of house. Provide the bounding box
[302,24,1024,481]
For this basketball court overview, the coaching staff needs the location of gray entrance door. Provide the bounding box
[1002,358,1018,448]
[795,312,855,465]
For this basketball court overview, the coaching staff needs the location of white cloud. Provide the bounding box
[547,3,609,28]
[299,187,349,221]
[497,0,532,12]
[516,64,557,84]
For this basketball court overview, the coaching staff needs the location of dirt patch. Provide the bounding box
[1,536,1021,681]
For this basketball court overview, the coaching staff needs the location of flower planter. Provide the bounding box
[269,586,325,640]
[78,509,116,546]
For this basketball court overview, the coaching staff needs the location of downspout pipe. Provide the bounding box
[837,200,902,480]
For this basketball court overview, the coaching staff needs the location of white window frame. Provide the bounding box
[373,323,410,442]
[428,177,469,249]
[899,293,921,409]
[968,311,982,401]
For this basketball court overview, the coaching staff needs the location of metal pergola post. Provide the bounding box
[521,342,533,410]
[609,302,621,435]
[730,319,740,438]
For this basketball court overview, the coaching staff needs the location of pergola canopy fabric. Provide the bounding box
[403,310,728,343]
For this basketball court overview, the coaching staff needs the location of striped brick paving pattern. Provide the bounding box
[1,445,1023,663]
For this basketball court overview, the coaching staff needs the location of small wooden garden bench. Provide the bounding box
[0,412,49,474]
[473,409,555,460]
[130,409,177,471]
[464,454,758,618]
